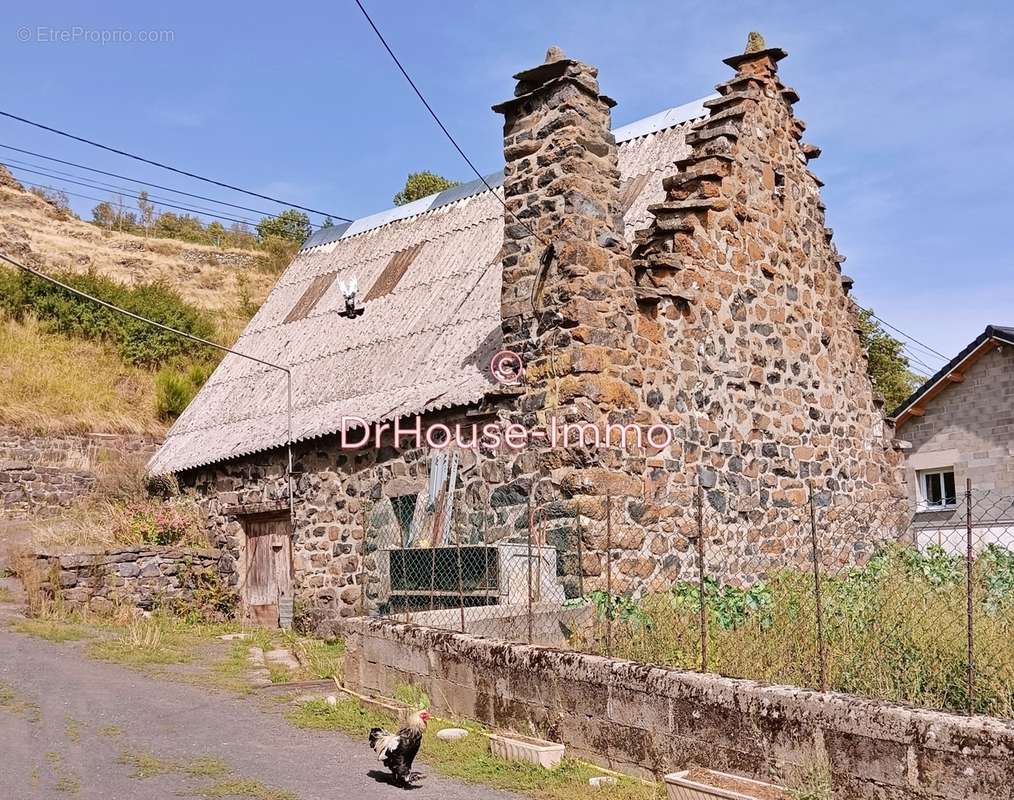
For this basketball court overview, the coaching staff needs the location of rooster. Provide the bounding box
[368,709,430,787]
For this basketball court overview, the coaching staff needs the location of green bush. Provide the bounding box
[155,361,215,421]
[576,543,1014,718]
[0,267,216,367]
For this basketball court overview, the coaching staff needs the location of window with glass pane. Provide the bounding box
[921,469,956,508]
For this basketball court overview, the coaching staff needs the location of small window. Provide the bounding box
[363,243,424,303]
[919,468,957,510]
[283,272,337,324]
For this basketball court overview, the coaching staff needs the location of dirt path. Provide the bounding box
[0,626,518,800]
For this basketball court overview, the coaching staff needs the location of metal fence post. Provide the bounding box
[697,485,708,673]
[606,493,614,658]
[808,489,828,691]
[575,513,585,599]
[526,496,534,645]
[965,478,975,713]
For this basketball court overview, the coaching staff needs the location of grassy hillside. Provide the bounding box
[0,314,162,434]
[0,169,277,435]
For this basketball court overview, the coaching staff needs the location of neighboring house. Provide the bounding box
[149,40,904,627]
[891,325,1014,548]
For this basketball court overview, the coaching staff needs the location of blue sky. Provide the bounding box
[2,1,1011,365]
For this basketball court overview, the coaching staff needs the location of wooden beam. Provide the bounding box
[908,407,925,417]
[947,371,964,383]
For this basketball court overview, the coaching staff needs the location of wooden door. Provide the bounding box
[242,514,292,627]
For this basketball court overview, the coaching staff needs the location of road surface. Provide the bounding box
[0,626,517,800]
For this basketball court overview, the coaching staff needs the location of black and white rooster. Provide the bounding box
[368,709,430,787]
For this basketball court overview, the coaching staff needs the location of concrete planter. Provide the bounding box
[665,769,786,800]
[489,733,564,768]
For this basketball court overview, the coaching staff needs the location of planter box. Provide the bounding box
[490,733,565,769]
[665,769,787,800]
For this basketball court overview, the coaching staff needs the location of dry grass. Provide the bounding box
[0,184,274,322]
[0,314,163,435]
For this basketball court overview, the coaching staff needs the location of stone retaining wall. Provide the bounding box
[32,546,233,615]
[340,617,1014,800]
[0,428,161,519]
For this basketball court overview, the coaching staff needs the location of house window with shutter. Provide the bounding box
[363,242,424,303]
[283,272,337,324]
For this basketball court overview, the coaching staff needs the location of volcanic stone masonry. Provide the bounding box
[184,39,906,623]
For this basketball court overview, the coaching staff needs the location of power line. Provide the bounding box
[352,0,549,250]
[0,249,297,518]
[0,142,290,221]
[15,176,261,229]
[0,110,351,222]
[4,161,261,227]
[862,307,949,362]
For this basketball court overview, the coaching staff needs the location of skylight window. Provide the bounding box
[283,272,337,324]
[363,242,424,302]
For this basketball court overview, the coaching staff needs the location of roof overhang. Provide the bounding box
[891,324,1014,427]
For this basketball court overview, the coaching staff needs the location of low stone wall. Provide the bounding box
[0,428,161,519]
[32,546,234,615]
[341,618,1014,800]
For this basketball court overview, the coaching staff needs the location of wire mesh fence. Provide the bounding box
[362,479,1014,719]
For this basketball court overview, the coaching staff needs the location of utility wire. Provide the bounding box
[15,176,261,229]
[352,0,550,250]
[861,307,949,362]
[4,161,261,226]
[0,142,290,221]
[0,250,297,519]
[0,110,351,222]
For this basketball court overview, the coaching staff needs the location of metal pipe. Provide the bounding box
[2,254,297,525]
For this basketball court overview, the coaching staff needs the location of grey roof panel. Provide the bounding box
[149,98,712,476]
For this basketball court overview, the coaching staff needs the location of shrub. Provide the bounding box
[155,361,215,421]
[1,267,216,367]
[116,497,205,547]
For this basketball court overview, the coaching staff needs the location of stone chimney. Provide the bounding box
[492,47,642,499]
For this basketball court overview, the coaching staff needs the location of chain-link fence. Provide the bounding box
[361,478,1014,719]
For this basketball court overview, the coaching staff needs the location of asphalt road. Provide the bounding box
[0,627,517,800]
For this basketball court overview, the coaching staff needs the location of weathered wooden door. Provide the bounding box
[242,514,292,627]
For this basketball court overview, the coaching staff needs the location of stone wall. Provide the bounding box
[32,546,233,615]
[0,428,161,519]
[341,617,1014,800]
[181,39,907,620]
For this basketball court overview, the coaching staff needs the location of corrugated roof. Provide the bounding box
[148,98,710,475]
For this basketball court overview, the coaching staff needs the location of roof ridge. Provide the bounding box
[301,95,715,250]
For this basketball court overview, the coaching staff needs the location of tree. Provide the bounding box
[392,171,459,206]
[856,307,923,412]
[137,191,156,236]
[256,209,311,245]
[91,201,118,228]
[320,215,337,229]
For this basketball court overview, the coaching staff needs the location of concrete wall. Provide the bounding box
[0,428,160,519]
[341,617,1014,800]
[899,342,1014,529]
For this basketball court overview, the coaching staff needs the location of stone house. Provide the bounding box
[148,38,904,626]
[892,324,1014,548]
